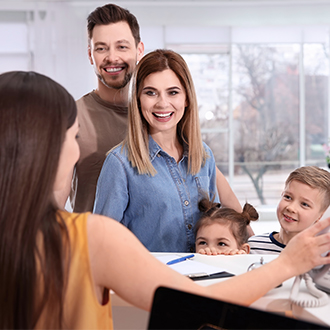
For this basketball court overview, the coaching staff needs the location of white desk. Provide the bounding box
[111,253,330,329]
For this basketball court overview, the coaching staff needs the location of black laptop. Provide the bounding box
[148,286,329,330]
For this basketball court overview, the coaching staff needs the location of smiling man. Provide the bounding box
[70,4,144,212]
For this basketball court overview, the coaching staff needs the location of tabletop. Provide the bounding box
[111,252,330,329]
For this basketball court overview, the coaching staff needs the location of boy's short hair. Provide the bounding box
[285,166,330,212]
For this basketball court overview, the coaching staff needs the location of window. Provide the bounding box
[182,53,230,171]
[0,12,31,74]
[182,40,329,207]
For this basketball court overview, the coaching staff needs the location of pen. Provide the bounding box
[166,254,195,265]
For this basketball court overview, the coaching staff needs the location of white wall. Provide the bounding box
[1,0,330,100]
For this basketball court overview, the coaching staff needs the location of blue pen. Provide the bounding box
[166,254,195,265]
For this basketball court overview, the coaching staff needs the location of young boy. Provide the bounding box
[248,166,330,254]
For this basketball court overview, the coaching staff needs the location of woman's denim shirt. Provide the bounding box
[93,136,219,252]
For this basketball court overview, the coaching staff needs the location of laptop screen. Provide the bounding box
[148,286,329,329]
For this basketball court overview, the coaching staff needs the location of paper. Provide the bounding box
[156,254,227,276]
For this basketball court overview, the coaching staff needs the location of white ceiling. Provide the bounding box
[1,0,330,27]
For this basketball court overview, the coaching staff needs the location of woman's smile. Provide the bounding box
[139,69,186,136]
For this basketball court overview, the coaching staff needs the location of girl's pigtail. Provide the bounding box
[198,197,221,216]
[242,203,259,225]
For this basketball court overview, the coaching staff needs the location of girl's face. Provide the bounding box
[195,222,250,255]
[53,118,80,196]
[139,69,187,136]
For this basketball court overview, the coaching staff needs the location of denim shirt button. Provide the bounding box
[184,200,189,206]
[190,247,194,252]
[188,224,192,230]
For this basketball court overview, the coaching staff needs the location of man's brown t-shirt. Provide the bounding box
[71,91,128,212]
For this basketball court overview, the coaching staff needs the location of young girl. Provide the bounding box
[195,199,259,255]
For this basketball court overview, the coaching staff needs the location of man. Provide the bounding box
[70,4,144,212]
[71,3,246,228]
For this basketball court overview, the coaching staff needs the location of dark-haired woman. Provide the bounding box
[1,71,330,329]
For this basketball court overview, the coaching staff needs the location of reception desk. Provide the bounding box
[111,253,330,329]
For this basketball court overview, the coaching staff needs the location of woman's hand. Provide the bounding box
[279,217,330,277]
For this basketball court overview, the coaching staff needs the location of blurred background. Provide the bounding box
[2,0,330,231]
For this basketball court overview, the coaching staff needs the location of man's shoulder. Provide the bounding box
[75,91,110,117]
[76,91,128,115]
[76,91,95,108]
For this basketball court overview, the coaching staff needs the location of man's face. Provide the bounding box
[88,21,144,90]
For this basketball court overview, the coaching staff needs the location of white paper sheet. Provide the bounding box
[156,254,227,276]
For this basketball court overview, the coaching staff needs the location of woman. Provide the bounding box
[1,71,330,329]
[94,49,241,252]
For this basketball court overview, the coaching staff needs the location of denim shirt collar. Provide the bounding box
[148,135,188,163]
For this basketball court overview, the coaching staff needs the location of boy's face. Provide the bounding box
[195,222,249,255]
[277,180,324,237]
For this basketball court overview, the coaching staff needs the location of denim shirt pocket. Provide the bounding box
[194,176,210,198]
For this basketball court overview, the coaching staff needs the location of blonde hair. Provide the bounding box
[285,166,330,212]
[123,49,207,176]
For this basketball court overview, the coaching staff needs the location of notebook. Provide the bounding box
[156,254,234,280]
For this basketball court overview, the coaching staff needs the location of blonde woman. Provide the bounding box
[94,49,231,252]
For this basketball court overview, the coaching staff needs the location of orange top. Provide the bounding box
[36,211,113,329]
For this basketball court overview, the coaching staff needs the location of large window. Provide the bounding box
[304,44,329,164]
[183,41,329,207]
[182,53,230,173]
[232,44,301,205]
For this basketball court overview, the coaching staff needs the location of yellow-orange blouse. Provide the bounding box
[36,211,113,329]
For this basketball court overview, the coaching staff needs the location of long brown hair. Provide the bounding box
[125,49,207,175]
[195,199,259,248]
[0,71,77,328]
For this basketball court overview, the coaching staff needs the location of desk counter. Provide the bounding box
[112,253,330,329]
